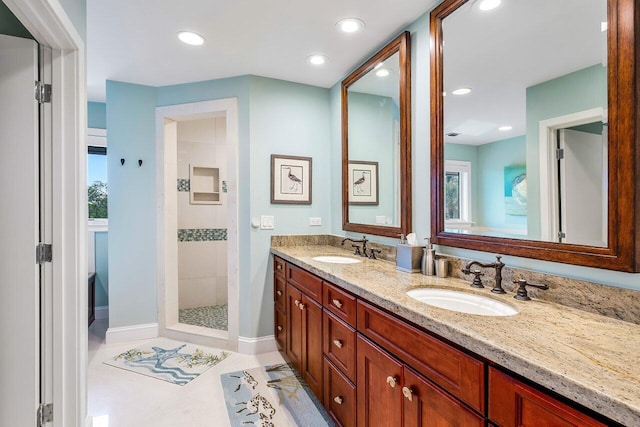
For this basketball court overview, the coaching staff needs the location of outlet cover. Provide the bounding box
[309,217,322,226]
[260,215,274,230]
[375,215,387,224]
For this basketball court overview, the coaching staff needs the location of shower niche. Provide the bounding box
[190,165,221,205]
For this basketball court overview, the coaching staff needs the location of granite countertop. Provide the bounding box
[271,244,640,426]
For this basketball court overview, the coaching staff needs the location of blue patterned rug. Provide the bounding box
[220,363,332,426]
[104,339,231,386]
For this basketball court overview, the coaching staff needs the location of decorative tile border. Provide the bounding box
[178,228,227,242]
[222,180,228,193]
[177,179,190,192]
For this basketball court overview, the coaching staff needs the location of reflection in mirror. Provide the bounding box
[342,32,411,238]
[441,0,607,246]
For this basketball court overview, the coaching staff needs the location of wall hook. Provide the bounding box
[138,159,143,167]
[120,158,125,166]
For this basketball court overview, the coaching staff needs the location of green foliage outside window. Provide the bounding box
[88,181,108,219]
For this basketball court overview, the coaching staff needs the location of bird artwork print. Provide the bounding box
[353,170,370,195]
[282,166,302,193]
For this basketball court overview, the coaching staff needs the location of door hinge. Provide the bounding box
[36,243,52,264]
[556,148,564,160]
[37,403,53,426]
[35,81,52,104]
[558,231,566,240]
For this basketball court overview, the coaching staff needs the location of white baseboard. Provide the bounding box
[238,335,277,354]
[95,305,109,320]
[106,323,158,344]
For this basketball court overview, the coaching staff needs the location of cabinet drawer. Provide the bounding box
[323,282,357,327]
[323,310,357,382]
[324,357,356,427]
[286,263,322,303]
[274,256,285,277]
[489,367,606,427]
[357,300,485,414]
[274,275,286,311]
[274,307,286,351]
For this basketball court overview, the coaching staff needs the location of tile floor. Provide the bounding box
[88,318,287,427]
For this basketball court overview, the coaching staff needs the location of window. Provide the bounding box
[444,160,471,226]
[88,145,108,221]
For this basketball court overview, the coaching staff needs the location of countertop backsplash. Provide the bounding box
[271,234,640,325]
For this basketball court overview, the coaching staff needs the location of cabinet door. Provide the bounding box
[286,283,303,371]
[403,367,484,427]
[489,368,606,427]
[301,294,323,398]
[324,357,356,427]
[357,335,403,427]
[274,306,286,351]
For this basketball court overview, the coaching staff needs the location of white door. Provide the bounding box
[559,128,607,247]
[0,34,41,426]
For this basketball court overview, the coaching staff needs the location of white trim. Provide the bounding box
[94,306,109,320]
[105,323,159,344]
[156,99,240,353]
[539,108,606,241]
[237,336,278,355]
[444,160,472,225]
[87,128,106,137]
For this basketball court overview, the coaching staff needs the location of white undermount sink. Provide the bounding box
[407,288,518,316]
[311,255,362,264]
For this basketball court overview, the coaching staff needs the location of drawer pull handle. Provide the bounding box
[386,376,397,388]
[298,303,305,310]
[294,299,300,308]
[276,290,282,296]
[277,325,283,332]
[333,396,343,405]
[333,339,343,349]
[332,299,343,309]
[276,264,282,270]
[402,386,414,402]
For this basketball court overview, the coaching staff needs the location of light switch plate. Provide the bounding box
[260,215,274,230]
[309,217,322,226]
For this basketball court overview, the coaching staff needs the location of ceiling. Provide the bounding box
[87,0,437,102]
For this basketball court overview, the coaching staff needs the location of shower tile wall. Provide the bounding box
[177,117,227,309]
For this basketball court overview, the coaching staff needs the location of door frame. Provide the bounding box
[3,0,86,425]
[156,98,240,351]
[538,107,607,242]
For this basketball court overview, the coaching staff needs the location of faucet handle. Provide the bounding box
[470,269,485,288]
[513,279,549,301]
[369,249,382,260]
[351,245,362,256]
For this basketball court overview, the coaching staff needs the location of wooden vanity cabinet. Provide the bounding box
[488,368,607,427]
[357,335,483,427]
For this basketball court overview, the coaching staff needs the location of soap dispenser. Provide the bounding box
[422,238,435,276]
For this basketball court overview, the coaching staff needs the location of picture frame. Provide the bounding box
[348,161,379,205]
[270,154,312,204]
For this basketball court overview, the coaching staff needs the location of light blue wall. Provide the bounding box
[57,0,86,40]
[348,92,396,225]
[88,102,107,129]
[477,136,527,230]
[248,76,332,337]
[525,64,607,239]
[106,80,158,328]
[94,232,109,306]
[444,143,479,224]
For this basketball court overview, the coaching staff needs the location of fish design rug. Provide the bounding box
[220,363,332,426]
[104,339,231,385]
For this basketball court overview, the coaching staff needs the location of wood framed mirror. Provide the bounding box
[430,0,639,271]
[342,31,412,238]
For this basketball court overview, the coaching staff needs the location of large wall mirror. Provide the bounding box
[430,0,639,271]
[342,32,412,238]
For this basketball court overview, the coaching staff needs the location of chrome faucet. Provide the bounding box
[462,255,506,294]
[341,235,369,257]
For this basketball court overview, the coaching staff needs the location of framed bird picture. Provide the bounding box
[271,154,312,204]
[348,161,378,205]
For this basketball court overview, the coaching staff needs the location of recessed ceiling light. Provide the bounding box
[376,69,390,77]
[307,55,328,65]
[178,31,205,46]
[452,87,472,95]
[478,0,501,11]
[499,125,513,131]
[336,18,365,33]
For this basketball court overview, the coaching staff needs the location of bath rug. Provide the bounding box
[220,363,332,426]
[104,339,231,386]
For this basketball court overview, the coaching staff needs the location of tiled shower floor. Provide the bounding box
[179,304,228,331]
